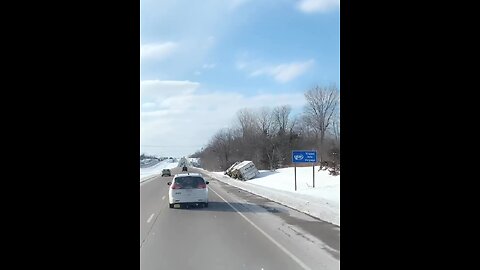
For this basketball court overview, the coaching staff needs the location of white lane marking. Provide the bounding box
[209,187,312,270]
[147,213,155,223]
[162,195,165,200]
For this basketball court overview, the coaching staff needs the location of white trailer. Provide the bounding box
[225,161,259,180]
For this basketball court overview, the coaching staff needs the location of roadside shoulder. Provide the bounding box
[198,168,340,226]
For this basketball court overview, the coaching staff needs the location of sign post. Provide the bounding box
[292,150,317,191]
[294,163,297,191]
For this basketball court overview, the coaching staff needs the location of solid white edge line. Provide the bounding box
[147,213,155,223]
[209,186,312,270]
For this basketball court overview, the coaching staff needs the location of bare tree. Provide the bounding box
[236,108,265,164]
[236,108,258,139]
[271,105,294,167]
[302,114,320,139]
[210,128,235,170]
[303,85,339,162]
[272,105,291,134]
[331,111,340,146]
[254,107,277,170]
[257,107,274,136]
[195,95,339,171]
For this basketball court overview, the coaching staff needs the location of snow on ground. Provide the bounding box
[140,159,179,183]
[199,166,340,226]
[251,167,339,203]
[140,159,160,168]
[187,157,200,166]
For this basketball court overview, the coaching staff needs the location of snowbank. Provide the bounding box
[187,157,201,167]
[200,166,339,226]
[140,159,179,182]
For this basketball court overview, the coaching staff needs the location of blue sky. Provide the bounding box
[140,0,339,157]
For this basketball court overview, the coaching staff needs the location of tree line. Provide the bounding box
[191,85,340,172]
[140,153,158,161]
[140,154,174,162]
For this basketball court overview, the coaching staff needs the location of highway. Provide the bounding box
[140,166,340,270]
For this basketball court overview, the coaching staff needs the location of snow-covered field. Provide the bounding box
[140,159,179,183]
[188,157,200,167]
[201,166,340,226]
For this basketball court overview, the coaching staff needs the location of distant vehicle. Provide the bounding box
[162,169,171,177]
[182,166,188,172]
[167,173,209,208]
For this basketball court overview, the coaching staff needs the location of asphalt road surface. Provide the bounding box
[140,166,340,270]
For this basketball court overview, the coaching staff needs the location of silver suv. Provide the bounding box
[161,169,171,177]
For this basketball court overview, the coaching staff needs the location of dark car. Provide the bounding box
[182,166,188,172]
[162,169,171,177]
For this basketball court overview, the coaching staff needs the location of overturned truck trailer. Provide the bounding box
[225,161,259,181]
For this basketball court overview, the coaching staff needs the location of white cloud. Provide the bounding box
[140,80,200,108]
[236,61,247,70]
[140,42,178,60]
[202,63,216,69]
[140,80,306,157]
[250,59,315,83]
[229,0,252,9]
[141,80,199,98]
[142,102,156,109]
[297,0,339,13]
[206,36,216,48]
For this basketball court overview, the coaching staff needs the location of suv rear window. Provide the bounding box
[173,176,205,189]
